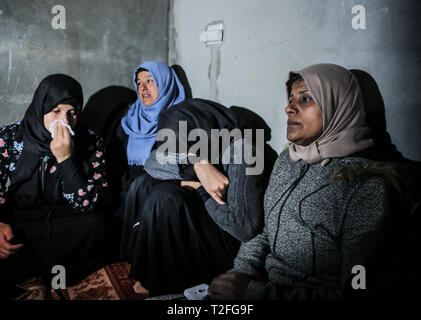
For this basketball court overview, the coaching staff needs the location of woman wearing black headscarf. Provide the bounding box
[0,74,111,297]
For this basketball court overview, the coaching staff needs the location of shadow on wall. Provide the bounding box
[351,69,420,166]
[229,106,278,180]
[81,85,137,144]
[81,85,137,212]
[172,64,193,99]
[383,0,421,162]
[352,69,421,212]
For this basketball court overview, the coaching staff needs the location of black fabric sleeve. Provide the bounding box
[57,155,86,192]
[56,134,108,212]
[178,163,197,180]
[196,186,211,202]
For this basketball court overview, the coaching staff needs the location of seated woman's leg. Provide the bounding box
[120,172,161,260]
[47,210,112,285]
[0,208,112,289]
[128,181,240,296]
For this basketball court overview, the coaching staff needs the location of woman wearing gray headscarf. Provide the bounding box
[206,63,392,300]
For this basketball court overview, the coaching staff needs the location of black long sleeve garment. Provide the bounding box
[0,121,108,220]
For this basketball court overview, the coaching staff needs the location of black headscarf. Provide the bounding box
[9,74,85,194]
[156,98,245,164]
[158,98,242,131]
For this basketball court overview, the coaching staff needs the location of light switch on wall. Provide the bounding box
[200,22,224,45]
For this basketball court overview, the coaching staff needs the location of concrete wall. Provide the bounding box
[170,0,421,160]
[2,0,420,160]
[0,0,169,125]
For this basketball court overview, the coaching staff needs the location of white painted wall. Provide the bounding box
[170,0,421,160]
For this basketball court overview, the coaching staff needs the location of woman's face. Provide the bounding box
[285,80,323,146]
[43,104,78,132]
[136,71,159,106]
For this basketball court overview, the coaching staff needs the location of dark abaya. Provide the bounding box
[122,173,240,296]
[120,99,266,296]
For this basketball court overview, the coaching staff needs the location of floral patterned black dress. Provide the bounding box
[0,121,112,287]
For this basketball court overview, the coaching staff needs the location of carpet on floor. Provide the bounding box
[20,261,148,300]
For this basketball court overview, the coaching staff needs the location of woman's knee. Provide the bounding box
[141,182,186,220]
[127,173,158,198]
[151,181,185,202]
[77,212,110,242]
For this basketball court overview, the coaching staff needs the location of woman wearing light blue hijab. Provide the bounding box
[115,61,185,216]
[117,61,185,264]
[120,61,185,167]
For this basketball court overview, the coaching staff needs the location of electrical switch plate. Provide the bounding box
[200,22,224,44]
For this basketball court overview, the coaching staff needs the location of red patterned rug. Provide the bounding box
[20,261,148,300]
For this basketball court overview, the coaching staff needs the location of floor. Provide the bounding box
[20,261,148,300]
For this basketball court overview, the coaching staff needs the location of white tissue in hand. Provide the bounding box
[49,120,75,138]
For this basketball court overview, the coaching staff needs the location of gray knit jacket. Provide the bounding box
[232,149,390,300]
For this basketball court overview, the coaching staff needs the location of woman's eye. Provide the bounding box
[303,96,312,102]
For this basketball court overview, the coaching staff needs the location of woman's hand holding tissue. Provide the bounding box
[50,121,74,163]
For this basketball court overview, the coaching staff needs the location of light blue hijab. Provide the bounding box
[121,61,185,166]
